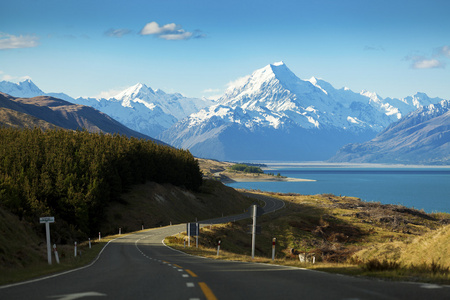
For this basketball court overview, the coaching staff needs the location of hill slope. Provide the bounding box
[0,80,213,137]
[330,100,450,164]
[0,92,159,142]
[0,107,59,129]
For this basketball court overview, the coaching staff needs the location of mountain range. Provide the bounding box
[330,100,450,164]
[0,92,157,142]
[158,62,444,161]
[0,79,212,138]
[1,62,448,163]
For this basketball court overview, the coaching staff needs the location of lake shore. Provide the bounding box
[220,174,316,183]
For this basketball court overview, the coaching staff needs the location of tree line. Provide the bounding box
[229,164,264,174]
[0,128,202,240]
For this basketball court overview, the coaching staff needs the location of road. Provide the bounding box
[1,193,449,299]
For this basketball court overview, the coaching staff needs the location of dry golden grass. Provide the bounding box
[165,191,450,283]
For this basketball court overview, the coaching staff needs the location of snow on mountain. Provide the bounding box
[159,62,446,161]
[0,79,45,98]
[1,67,446,162]
[0,80,213,138]
[330,100,450,164]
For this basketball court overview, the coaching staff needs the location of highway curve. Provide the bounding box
[1,192,449,299]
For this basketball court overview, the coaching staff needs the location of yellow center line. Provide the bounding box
[173,264,183,269]
[185,269,198,277]
[199,282,218,300]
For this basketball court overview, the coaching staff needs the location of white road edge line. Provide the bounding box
[0,235,127,289]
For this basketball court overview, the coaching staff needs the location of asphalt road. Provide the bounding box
[1,193,449,299]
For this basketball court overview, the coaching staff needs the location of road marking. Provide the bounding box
[182,274,189,277]
[186,282,195,287]
[49,291,106,299]
[198,282,218,300]
[185,269,198,277]
[420,284,443,289]
[173,264,183,268]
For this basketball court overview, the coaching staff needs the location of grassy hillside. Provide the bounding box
[166,191,450,283]
[0,107,59,130]
[0,179,253,284]
[101,179,253,234]
[354,223,450,267]
[0,92,155,141]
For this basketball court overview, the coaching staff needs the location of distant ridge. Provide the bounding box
[0,92,163,143]
[0,79,213,138]
[330,100,450,164]
[159,62,445,161]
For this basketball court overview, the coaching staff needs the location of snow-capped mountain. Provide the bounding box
[0,80,213,137]
[330,100,450,164]
[71,83,213,137]
[1,65,446,162]
[0,79,45,98]
[159,62,445,161]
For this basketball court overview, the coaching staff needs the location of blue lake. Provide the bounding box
[227,166,450,213]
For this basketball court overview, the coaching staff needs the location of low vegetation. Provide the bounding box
[166,191,450,284]
[229,164,264,174]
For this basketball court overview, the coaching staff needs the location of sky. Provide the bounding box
[1,0,449,100]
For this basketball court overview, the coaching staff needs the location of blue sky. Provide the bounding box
[1,0,449,100]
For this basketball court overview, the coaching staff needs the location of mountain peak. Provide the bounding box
[249,61,300,87]
[271,61,285,67]
[114,82,155,100]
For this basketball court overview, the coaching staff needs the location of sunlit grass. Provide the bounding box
[0,234,122,286]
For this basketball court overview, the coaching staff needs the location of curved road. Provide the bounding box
[1,193,449,299]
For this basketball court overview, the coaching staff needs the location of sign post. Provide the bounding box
[187,223,199,248]
[251,205,257,259]
[272,238,276,261]
[40,217,55,265]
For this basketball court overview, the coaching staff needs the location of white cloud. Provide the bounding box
[139,21,205,41]
[159,31,193,41]
[226,75,250,90]
[105,28,132,38]
[202,88,223,100]
[406,45,450,69]
[0,32,39,50]
[140,22,178,35]
[412,58,445,69]
[203,88,221,93]
[438,45,450,58]
[0,71,32,82]
[364,45,385,51]
[95,86,129,99]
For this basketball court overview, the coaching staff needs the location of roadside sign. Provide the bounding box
[40,216,55,223]
[187,223,199,236]
[39,216,55,265]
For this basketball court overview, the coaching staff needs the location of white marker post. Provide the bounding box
[88,238,91,249]
[251,205,257,259]
[40,217,55,265]
[74,242,77,257]
[217,240,221,256]
[53,244,60,264]
[272,238,276,261]
[196,223,199,249]
[187,223,191,247]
